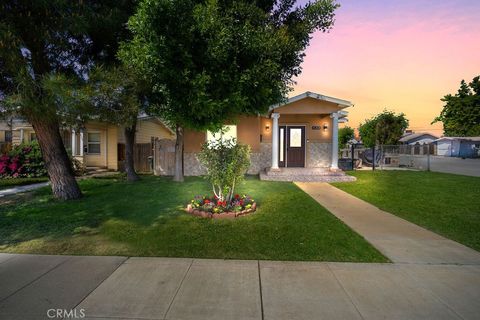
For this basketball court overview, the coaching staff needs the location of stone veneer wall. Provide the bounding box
[184,142,331,175]
[184,143,272,176]
[307,142,332,168]
[184,153,206,176]
[247,143,271,174]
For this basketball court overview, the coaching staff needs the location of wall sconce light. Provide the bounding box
[265,124,270,131]
[323,123,328,131]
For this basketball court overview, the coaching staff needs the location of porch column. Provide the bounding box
[71,129,76,156]
[271,112,280,170]
[331,112,339,169]
[79,129,84,156]
[20,129,24,143]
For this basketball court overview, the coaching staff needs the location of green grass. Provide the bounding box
[0,175,386,262]
[332,171,480,251]
[0,177,49,190]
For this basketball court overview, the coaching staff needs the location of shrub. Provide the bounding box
[197,138,250,203]
[1,141,47,178]
[70,156,86,176]
[0,140,85,178]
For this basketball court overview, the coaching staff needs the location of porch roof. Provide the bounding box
[269,91,354,113]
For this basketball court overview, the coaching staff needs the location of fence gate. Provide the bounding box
[133,143,153,173]
[153,138,175,176]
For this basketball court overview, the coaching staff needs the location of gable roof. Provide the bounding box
[269,91,354,112]
[399,133,438,143]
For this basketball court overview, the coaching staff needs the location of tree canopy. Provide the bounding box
[359,110,409,148]
[120,0,339,130]
[433,76,480,136]
[0,0,136,199]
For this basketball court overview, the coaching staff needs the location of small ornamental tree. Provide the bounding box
[359,110,409,148]
[338,126,355,149]
[198,138,251,203]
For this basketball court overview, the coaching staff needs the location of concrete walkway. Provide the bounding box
[0,253,479,320]
[0,182,49,198]
[296,182,480,264]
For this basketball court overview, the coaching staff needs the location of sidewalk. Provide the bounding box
[0,182,49,198]
[0,254,479,320]
[295,182,480,264]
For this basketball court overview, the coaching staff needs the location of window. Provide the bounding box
[207,125,237,143]
[4,131,12,143]
[87,132,101,154]
[30,133,37,141]
[279,128,284,161]
[289,128,302,147]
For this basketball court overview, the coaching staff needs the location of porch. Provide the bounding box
[260,91,353,181]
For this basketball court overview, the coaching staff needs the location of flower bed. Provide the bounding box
[186,194,257,219]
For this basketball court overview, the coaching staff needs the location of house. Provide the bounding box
[0,115,174,171]
[183,91,353,179]
[399,132,438,145]
[434,137,480,158]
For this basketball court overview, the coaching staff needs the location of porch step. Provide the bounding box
[259,167,356,182]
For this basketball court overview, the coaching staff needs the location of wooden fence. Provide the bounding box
[153,138,175,176]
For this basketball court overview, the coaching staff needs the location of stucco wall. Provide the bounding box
[184,116,262,152]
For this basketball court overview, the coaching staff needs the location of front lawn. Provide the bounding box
[0,177,49,190]
[332,171,480,251]
[0,175,386,262]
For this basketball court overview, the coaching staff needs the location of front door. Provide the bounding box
[283,126,306,167]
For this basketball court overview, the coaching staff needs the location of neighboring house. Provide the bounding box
[399,132,438,145]
[183,91,352,176]
[435,137,480,158]
[0,115,175,171]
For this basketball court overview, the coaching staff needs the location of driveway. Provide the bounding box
[402,155,480,177]
[0,254,479,320]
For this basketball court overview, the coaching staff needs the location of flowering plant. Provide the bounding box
[0,141,47,178]
[190,194,255,214]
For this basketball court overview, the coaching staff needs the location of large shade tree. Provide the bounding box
[120,0,339,181]
[433,76,480,136]
[0,0,135,199]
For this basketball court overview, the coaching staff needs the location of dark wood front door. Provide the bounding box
[286,126,306,167]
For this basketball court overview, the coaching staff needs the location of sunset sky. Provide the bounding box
[293,0,480,135]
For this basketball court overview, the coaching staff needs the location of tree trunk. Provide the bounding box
[173,124,184,182]
[124,123,140,182]
[30,117,82,200]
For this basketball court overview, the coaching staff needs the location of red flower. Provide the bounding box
[234,194,240,199]
[204,199,210,204]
